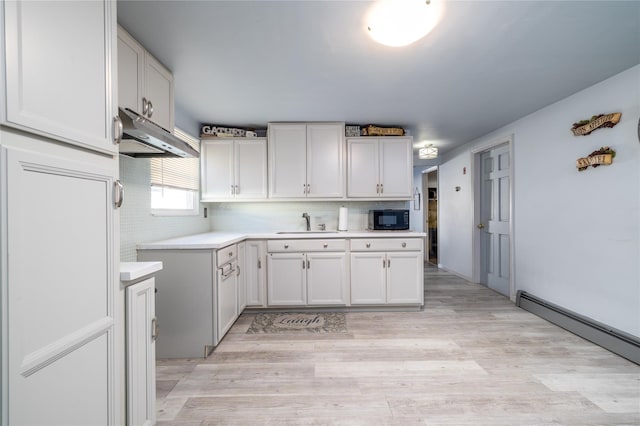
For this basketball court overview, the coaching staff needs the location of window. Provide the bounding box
[150,128,200,216]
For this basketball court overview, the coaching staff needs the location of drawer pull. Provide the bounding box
[402,242,407,248]
[284,244,289,249]
[229,251,233,257]
[366,242,371,248]
[323,243,328,248]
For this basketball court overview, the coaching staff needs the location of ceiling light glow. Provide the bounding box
[367,0,444,47]
[419,144,438,159]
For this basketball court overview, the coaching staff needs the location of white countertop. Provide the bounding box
[120,261,163,282]
[137,230,426,250]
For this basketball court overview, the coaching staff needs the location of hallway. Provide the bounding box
[155,266,640,425]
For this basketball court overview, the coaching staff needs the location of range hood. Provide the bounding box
[118,108,199,158]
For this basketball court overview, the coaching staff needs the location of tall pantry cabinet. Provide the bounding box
[0,1,123,425]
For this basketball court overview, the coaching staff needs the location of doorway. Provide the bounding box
[422,169,438,265]
[472,137,514,299]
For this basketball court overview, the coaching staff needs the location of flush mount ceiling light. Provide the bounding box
[366,0,444,47]
[419,144,438,159]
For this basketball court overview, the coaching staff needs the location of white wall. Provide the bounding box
[438,65,640,336]
[207,200,408,232]
[119,156,210,261]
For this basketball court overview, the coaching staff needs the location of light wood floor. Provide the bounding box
[156,266,640,425]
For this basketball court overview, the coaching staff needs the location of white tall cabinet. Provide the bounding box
[268,123,345,198]
[347,137,413,198]
[0,1,122,425]
[245,240,267,307]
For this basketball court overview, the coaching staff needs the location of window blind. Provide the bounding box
[150,128,200,191]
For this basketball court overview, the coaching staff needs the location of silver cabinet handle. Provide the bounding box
[382,258,386,268]
[237,265,241,276]
[302,259,306,269]
[231,185,235,195]
[366,242,371,248]
[402,242,407,248]
[303,184,306,194]
[387,259,391,268]
[151,317,159,341]
[307,184,310,194]
[376,184,380,194]
[323,243,328,248]
[235,185,239,194]
[114,180,124,208]
[258,259,262,269]
[142,97,148,116]
[307,259,310,269]
[147,100,153,118]
[284,244,289,249]
[229,251,233,257]
[380,184,384,194]
[113,116,123,145]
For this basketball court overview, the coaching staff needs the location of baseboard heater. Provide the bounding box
[516,290,640,365]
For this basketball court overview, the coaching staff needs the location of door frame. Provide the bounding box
[470,134,516,300]
[421,166,438,263]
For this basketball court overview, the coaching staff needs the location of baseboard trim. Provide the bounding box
[516,290,640,365]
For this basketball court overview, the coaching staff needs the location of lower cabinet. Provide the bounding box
[350,239,424,305]
[245,240,267,307]
[237,241,247,311]
[267,239,348,306]
[125,277,157,426]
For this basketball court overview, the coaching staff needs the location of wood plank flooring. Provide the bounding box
[156,266,640,425]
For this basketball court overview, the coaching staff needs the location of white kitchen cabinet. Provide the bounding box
[118,25,174,132]
[201,138,268,201]
[245,240,267,307]
[347,137,413,198]
[217,258,238,339]
[1,0,119,155]
[268,122,345,198]
[267,239,348,306]
[125,277,156,426]
[237,242,247,312]
[350,238,424,305]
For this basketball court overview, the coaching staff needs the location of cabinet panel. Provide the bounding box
[144,53,174,132]
[347,138,379,197]
[117,27,144,114]
[201,140,234,199]
[350,252,386,304]
[307,253,348,305]
[269,124,307,198]
[379,138,413,197]
[237,242,247,312]
[386,252,423,304]
[235,139,268,199]
[126,277,156,426]
[306,123,345,198]
[267,253,306,305]
[217,262,238,340]
[246,241,267,307]
[3,0,117,155]
[351,238,423,251]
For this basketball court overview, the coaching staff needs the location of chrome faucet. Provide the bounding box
[302,212,310,231]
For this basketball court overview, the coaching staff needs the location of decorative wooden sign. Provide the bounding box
[571,112,621,136]
[576,146,616,171]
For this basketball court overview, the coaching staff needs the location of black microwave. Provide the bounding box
[368,209,410,230]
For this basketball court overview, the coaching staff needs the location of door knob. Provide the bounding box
[477,223,485,229]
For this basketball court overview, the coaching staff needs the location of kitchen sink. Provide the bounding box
[276,231,339,234]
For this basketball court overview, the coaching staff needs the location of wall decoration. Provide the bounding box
[571,112,621,136]
[576,146,616,171]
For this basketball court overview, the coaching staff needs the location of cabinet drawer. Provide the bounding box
[350,238,422,252]
[267,239,347,252]
[217,244,237,267]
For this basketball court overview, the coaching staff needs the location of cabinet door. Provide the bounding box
[350,252,386,304]
[268,124,307,198]
[237,242,247,312]
[201,140,235,200]
[379,137,413,197]
[307,252,348,305]
[235,139,268,199]
[246,240,267,307]
[347,138,379,197]
[126,277,156,426]
[217,263,238,342]
[144,53,174,132]
[267,253,306,305]
[117,26,144,115]
[306,124,345,198]
[2,0,118,155]
[386,251,423,304]
[3,146,119,425]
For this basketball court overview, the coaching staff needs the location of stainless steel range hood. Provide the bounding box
[118,108,199,158]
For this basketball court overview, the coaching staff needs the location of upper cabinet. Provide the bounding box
[268,123,345,199]
[118,25,174,132]
[201,138,268,201]
[347,137,413,198]
[1,0,118,155]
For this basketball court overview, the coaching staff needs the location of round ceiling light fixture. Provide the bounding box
[419,144,438,159]
[366,0,444,47]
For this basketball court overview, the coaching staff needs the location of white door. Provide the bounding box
[235,139,268,199]
[267,253,307,305]
[245,241,267,307]
[117,27,144,115]
[306,124,345,198]
[268,124,307,198]
[237,242,247,312]
[144,53,174,132]
[386,251,423,304]
[4,146,118,425]
[201,140,234,199]
[347,138,379,197]
[2,0,118,155]
[306,252,348,305]
[217,261,238,341]
[126,277,156,426]
[350,252,386,304]
[479,144,511,296]
[379,137,412,197]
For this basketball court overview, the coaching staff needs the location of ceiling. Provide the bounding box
[117,1,640,164]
